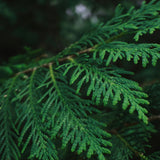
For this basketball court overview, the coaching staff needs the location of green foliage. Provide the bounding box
[0,0,160,160]
[94,42,160,67]
[60,58,149,123]
[58,0,160,58]
[0,76,20,160]
[147,152,160,160]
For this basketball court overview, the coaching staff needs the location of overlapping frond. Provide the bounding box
[95,107,157,160]
[93,41,160,67]
[60,59,149,123]
[147,151,160,160]
[37,64,112,160]
[107,0,160,41]
[108,123,156,160]
[58,0,160,57]
[14,69,58,160]
[108,135,133,160]
[0,76,20,160]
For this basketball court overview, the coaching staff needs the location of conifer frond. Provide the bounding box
[0,76,20,160]
[93,41,160,67]
[37,64,112,160]
[107,0,160,41]
[97,107,157,160]
[147,151,160,160]
[14,69,58,160]
[60,59,149,123]
[108,122,155,160]
[58,0,160,57]
[108,135,132,160]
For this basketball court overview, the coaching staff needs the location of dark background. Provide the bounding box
[0,0,144,63]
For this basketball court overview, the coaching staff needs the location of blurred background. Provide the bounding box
[0,0,145,63]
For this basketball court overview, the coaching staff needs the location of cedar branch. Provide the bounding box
[15,31,126,76]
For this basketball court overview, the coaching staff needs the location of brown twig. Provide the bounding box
[15,31,126,76]
[15,47,94,76]
[149,114,160,121]
[141,79,160,88]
